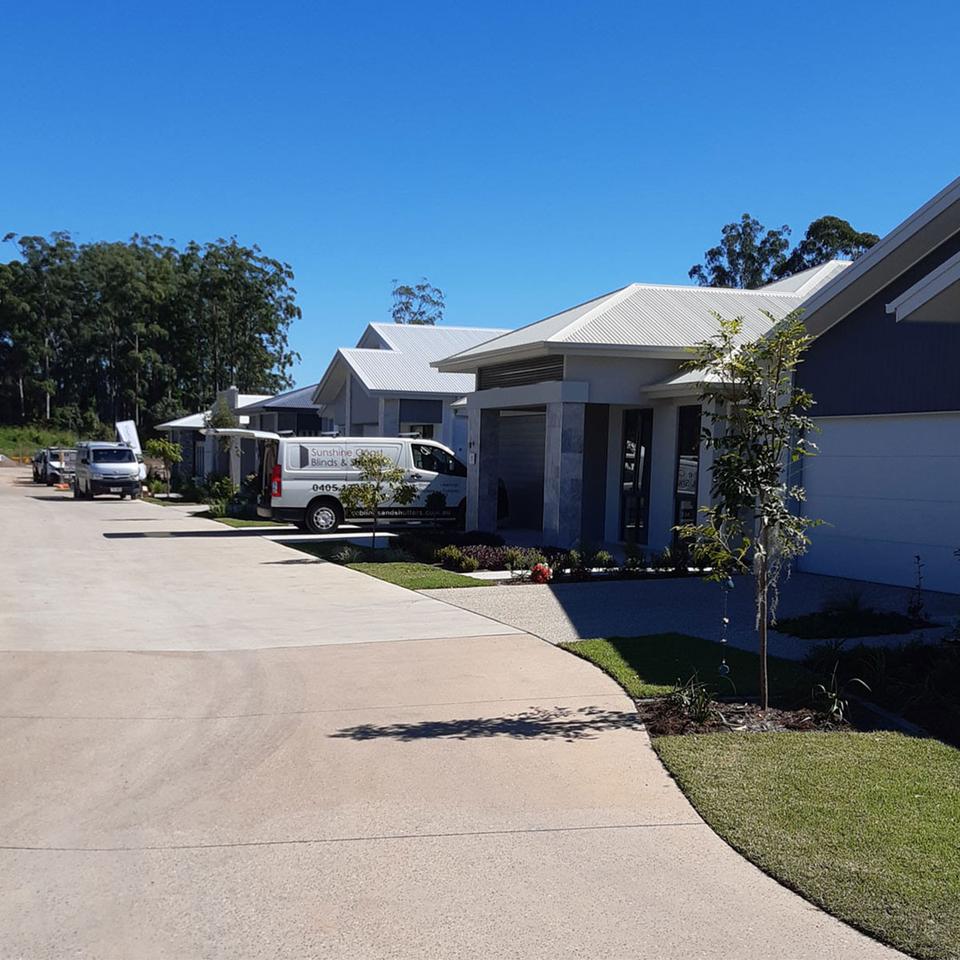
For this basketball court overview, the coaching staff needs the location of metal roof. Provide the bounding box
[313,324,510,401]
[435,265,850,371]
[237,383,319,412]
[157,411,208,430]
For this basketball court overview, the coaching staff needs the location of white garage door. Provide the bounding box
[799,413,960,593]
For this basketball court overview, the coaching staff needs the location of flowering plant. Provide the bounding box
[530,562,553,584]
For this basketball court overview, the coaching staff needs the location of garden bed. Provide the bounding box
[775,607,933,639]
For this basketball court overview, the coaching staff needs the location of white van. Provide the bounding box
[74,441,142,499]
[206,431,467,533]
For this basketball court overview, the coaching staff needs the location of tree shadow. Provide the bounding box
[331,705,642,742]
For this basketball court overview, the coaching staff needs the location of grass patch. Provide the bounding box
[655,732,960,959]
[211,516,292,528]
[560,634,812,702]
[346,562,491,590]
[776,608,931,640]
[0,424,79,460]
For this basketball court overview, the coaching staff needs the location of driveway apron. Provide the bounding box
[0,473,904,959]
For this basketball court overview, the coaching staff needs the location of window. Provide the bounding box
[411,444,467,476]
[619,409,653,543]
[673,405,702,532]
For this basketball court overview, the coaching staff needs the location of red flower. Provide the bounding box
[530,563,552,584]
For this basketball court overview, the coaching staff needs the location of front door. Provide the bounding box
[620,409,653,544]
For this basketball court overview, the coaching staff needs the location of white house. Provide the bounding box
[311,323,509,459]
[434,263,847,548]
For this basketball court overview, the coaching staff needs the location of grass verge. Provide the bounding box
[560,633,812,701]
[655,732,960,959]
[346,562,491,590]
[211,516,293,528]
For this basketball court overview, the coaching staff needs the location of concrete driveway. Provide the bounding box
[0,472,903,959]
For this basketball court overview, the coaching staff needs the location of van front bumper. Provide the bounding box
[89,479,141,496]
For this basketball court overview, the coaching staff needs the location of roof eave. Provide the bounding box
[801,176,960,339]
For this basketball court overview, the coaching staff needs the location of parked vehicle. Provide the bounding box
[37,447,77,486]
[206,430,467,533]
[74,442,142,499]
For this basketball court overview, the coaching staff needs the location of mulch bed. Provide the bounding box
[636,697,844,737]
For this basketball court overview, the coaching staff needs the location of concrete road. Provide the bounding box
[0,472,903,959]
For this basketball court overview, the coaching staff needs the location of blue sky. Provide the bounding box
[3,1,958,386]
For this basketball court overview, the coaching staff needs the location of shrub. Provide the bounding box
[436,545,465,569]
[592,549,615,569]
[203,473,238,503]
[460,556,480,573]
[207,499,228,518]
[146,477,166,496]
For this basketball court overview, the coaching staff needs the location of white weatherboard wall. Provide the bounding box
[799,413,960,593]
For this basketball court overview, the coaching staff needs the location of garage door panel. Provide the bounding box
[807,494,960,549]
[803,535,959,593]
[805,454,960,501]
[801,414,960,592]
[814,414,959,457]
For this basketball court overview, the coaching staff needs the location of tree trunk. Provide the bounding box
[757,525,770,712]
[372,509,378,552]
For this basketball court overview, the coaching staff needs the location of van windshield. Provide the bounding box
[92,448,136,463]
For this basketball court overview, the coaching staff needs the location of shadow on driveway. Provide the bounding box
[331,705,642,742]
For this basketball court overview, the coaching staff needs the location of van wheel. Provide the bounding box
[73,482,80,500]
[304,498,342,534]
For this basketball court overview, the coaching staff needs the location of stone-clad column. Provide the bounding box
[542,401,585,547]
[466,407,500,532]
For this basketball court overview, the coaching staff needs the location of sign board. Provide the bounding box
[115,420,142,456]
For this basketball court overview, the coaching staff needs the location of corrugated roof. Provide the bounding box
[157,411,208,430]
[435,262,850,371]
[760,260,852,296]
[313,324,510,401]
[237,383,319,412]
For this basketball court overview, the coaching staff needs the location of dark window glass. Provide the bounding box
[673,405,702,532]
[619,409,653,543]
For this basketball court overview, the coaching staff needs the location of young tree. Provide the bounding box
[338,450,417,550]
[675,311,820,711]
[390,278,445,325]
[144,437,183,496]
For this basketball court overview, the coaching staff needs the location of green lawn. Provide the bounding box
[211,516,293,528]
[560,633,812,701]
[346,562,491,590]
[655,732,960,960]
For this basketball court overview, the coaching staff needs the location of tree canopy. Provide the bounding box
[0,233,300,431]
[688,214,878,289]
[390,278,445,325]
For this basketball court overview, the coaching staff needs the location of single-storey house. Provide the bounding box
[434,261,848,547]
[795,175,960,592]
[236,383,328,435]
[157,386,271,482]
[311,323,508,459]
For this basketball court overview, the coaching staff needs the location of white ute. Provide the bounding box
[205,430,468,534]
